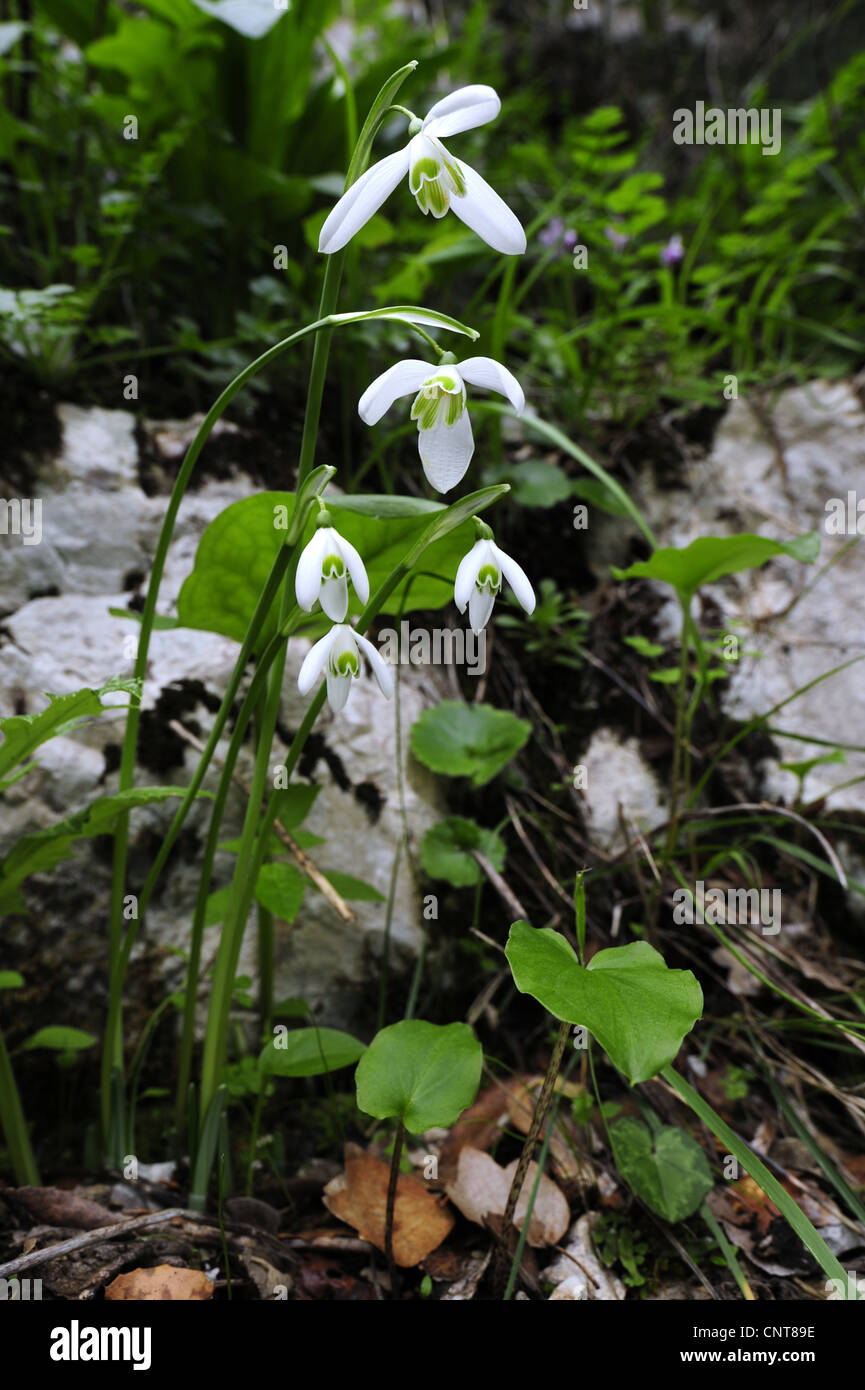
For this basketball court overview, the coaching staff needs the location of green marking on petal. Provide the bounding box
[476,563,501,590]
[411,388,441,430]
[322,553,345,578]
[410,156,439,193]
[333,650,360,678]
[444,391,464,426]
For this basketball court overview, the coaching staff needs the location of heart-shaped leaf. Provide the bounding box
[420,817,506,887]
[260,1027,366,1078]
[610,1118,713,1221]
[505,922,702,1084]
[354,1020,482,1134]
[410,702,530,787]
[612,532,819,601]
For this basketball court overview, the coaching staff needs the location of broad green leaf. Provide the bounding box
[176,493,480,645]
[260,1026,366,1077]
[0,971,24,989]
[322,871,384,902]
[272,783,320,829]
[0,787,194,914]
[254,862,305,922]
[21,1026,96,1052]
[410,702,530,787]
[612,532,820,601]
[0,679,140,789]
[483,459,572,508]
[354,1019,482,1134]
[505,922,702,1084]
[610,1118,714,1221]
[420,817,506,887]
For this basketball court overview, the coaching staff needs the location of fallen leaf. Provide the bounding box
[444,1147,569,1247]
[322,1144,454,1268]
[544,1212,626,1300]
[104,1264,214,1300]
[6,1186,115,1230]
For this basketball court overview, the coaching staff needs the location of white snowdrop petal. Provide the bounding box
[295,529,328,612]
[468,584,496,632]
[422,85,501,139]
[297,631,333,695]
[450,159,526,255]
[494,544,536,615]
[418,407,475,493]
[326,670,353,712]
[319,574,349,622]
[336,534,370,606]
[358,359,433,425]
[318,147,411,254]
[456,356,525,413]
[356,632,394,699]
[454,539,486,612]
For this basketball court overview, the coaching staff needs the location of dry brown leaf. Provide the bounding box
[438,1083,511,1175]
[444,1147,569,1247]
[322,1143,454,1268]
[104,1264,214,1300]
[8,1186,114,1231]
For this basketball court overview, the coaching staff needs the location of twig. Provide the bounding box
[168,719,355,922]
[471,850,528,920]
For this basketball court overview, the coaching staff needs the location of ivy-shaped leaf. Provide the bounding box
[505,922,702,1084]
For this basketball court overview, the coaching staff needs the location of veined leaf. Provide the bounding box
[612,532,820,601]
[0,679,140,789]
[505,922,702,1084]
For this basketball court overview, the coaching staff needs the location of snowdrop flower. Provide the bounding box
[295,520,369,622]
[455,524,535,633]
[358,354,525,493]
[297,623,393,713]
[318,85,526,256]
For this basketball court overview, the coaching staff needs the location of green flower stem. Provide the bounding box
[174,608,303,1132]
[0,1025,39,1185]
[662,1064,849,1289]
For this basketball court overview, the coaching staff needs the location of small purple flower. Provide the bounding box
[540,216,578,256]
[661,233,684,266]
[604,224,629,252]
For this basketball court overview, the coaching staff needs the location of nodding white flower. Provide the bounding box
[295,525,369,622]
[455,536,535,633]
[318,85,526,256]
[297,623,393,713]
[358,355,524,493]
